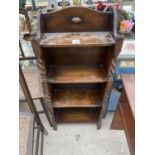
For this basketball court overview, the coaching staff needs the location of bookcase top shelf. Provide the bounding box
[40,32,115,47]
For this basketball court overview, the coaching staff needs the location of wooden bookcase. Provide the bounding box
[30,6,124,130]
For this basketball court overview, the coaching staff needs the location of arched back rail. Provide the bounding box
[39,7,115,33]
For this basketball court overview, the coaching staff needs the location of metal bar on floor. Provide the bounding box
[19,8,32,33]
[19,40,25,58]
[40,129,44,155]
[35,126,40,155]
[19,64,46,132]
[40,98,53,127]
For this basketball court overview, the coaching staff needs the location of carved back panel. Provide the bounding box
[40,7,114,33]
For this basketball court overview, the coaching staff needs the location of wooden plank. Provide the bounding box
[47,66,108,83]
[110,74,135,154]
[19,40,25,57]
[110,105,124,130]
[40,32,115,47]
[119,102,135,155]
[53,89,102,108]
[58,108,98,123]
[19,65,44,130]
[121,74,135,118]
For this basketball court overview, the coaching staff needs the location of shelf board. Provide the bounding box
[57,108,98,123]
[40,32,115,47]
[47,66,108,83]
[53,89,102,108]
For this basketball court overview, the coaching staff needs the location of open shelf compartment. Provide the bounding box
[51,83,105,108]
[47,65,107,83]
[53,88,102,108]
[56,108,99,123]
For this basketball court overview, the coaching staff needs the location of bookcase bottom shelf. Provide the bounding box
[56,108,99,123]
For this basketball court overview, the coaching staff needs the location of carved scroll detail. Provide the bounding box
[97,89,110,129]
[104,80,113,118]
[37,58,47,80]
[108,59,116,78]
[115,34,124,58]
[97,80,113,129]
[42,82,52,104]
[30,38,57,130]
[42,82,57,130]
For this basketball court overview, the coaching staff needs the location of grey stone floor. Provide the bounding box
[42,113,130,155]
[20,102,130,155]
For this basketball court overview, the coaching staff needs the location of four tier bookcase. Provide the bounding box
[30,6,124,130]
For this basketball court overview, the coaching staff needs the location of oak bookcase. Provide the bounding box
[30,6,123,130]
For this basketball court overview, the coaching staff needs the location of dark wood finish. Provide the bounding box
[53,89,102,108]
[121,74,135,117]
[40,7,113,33]
[42,81,57,130]
[44,47,107,65]
[57,108,98,123]
[99,80,113,126]
[115,34,124,58]
[111,74,135,155]
[47,66,107,83]
[29,7,123,129]
[39,98,53,126]
[119,100,135,155]
[110,106,124,130]
[40,32,115,47]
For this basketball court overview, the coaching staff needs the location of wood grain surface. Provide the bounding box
[57,108,98,123]
[30,6,123,129]
[40,6,113,33]
[111,74,135,155]
[40,32,115,47]
[47,66,108,83]
[53,89,102,108]
[121,74,135,118]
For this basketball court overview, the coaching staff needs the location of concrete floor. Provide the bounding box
[41,112,130,155]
